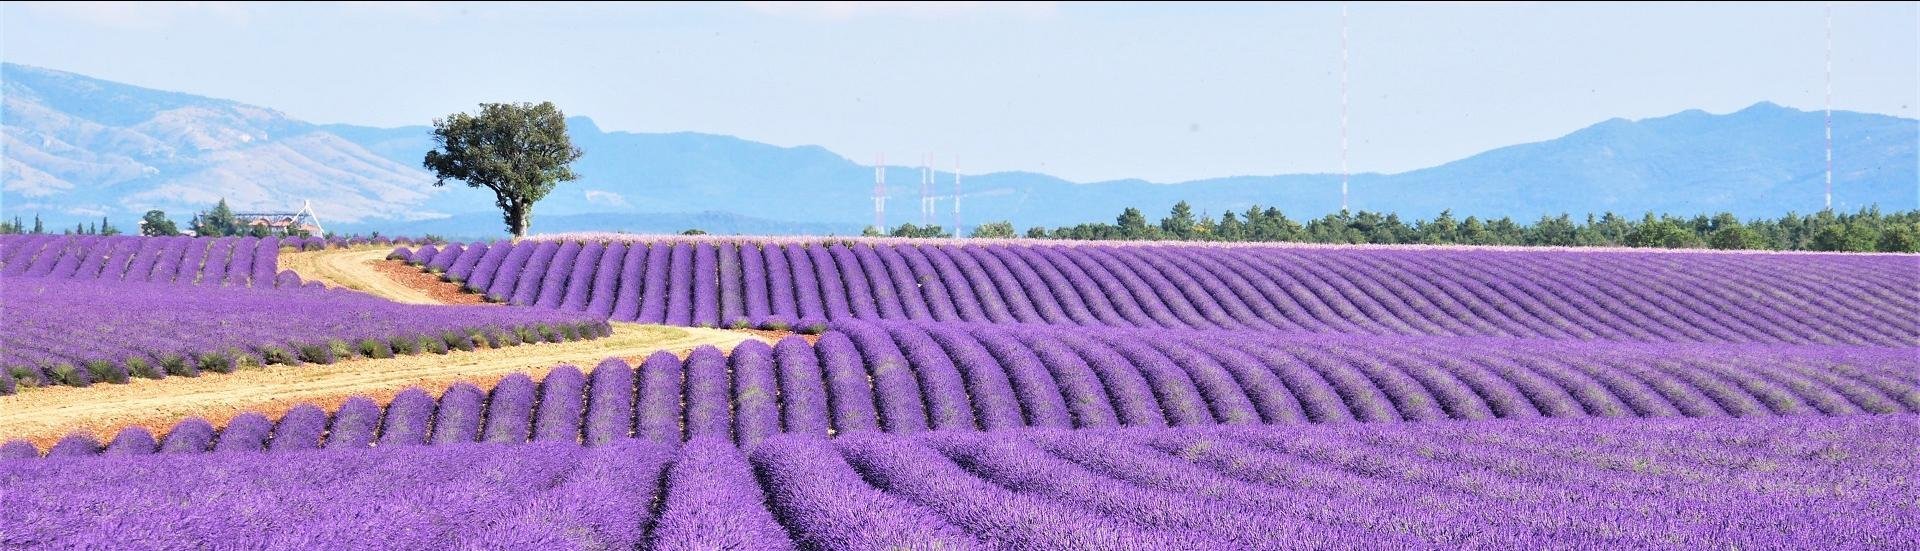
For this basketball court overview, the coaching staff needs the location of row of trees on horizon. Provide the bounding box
[0,200,311,239]
[864,202,1919,253]
[10,200,1916,254]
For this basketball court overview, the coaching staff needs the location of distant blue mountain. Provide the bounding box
[8,63,1914,238]
[327,210,860,242]
[327,104,1919,234]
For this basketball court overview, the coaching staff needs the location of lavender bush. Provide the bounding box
[0,278,610,394]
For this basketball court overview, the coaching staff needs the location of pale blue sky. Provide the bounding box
[4,1,1914,182]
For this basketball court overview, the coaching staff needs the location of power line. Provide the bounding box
[1824,1,1834,211]
[1340,1,1350,213]
[873,154,888,231]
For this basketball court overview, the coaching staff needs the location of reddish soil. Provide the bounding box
[734,327,821,345]
[371,260,492,305]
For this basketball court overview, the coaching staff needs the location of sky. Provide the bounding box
[3,1,1915,183]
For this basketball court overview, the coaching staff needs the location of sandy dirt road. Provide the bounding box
[278,245,445,304]
[0,323,767,449]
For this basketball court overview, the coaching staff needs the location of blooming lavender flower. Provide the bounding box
[103,427,158,455]
[428,383,487,445]
[533,241,582,309]
[509,241,562,306]
[585,242,628,318]
[635,351,685,444]
[583,358,636,446]
[556,241,600,311]
[481,374,537,444]
[378,388,437,447]
[647,437,796,549]
[691,241,722,327]
[213,413,274,452]
[160,418,216,454]
[638,242,673,323]
[324,397,382,449]
[46,433,101,457]
[533,365,587,443]
[729,340,782,448]
[772,336,831,437]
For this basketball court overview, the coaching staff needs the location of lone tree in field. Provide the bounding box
[423,102,583,237]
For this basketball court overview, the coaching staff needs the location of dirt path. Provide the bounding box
[0,323,767,450]
[279,245,444,304]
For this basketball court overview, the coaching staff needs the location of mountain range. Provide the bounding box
[4,62,1914,238]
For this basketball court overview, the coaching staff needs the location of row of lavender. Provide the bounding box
[0,278,612,395]
[1,235,284,287]
[0,235,445,287]
[27,321,1912,450]
[395,237,1919,346]
[5,415,1912,548]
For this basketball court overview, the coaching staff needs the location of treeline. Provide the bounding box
[1,199,319,239]
[0,215,120,236]
[960,202,1916,252]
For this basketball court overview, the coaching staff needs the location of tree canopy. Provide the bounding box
[140,210,180,237]
[1013,201,1918,253]
[423,102,583,237]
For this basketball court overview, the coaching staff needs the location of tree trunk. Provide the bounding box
[509,203,531,238]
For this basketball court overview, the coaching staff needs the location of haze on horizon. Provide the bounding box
[3,1,1915,183]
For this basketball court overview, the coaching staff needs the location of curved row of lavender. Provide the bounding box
[0,235,444,284]
[0,235,288,287]
[4,414,1912,549]
[28,320,1911,452]
[399,237,1919,346]
[0,277,612,395]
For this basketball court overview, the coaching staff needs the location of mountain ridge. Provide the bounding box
[5,62,1914,237]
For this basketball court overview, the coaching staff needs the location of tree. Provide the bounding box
[1626,214,1698,248]
[681,228,708,236]
[1025,226,1050,239]
[423,102,583,237]
[1811,224,1875,252]
[1708,225,1766,250]
[1878,223,1918,253]
[1116,208,1152,239]
[1160,201,1197,239]
[197,198,240,237]
[1459,216,1489,245]
[31,214,44,234]
[888,223,949,238]
[1419,210,1459,244]
[140,210,180,236]
[969,221,1017,239]
[99,216,118,236]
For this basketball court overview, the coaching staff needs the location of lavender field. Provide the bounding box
[406,237,1919,345]
[4,415,1914,548]
[0,278,611,394]
[3,234,1916,548]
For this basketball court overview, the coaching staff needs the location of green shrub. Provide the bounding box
[422,336,450,355]
[328,339,354,360]
[48,363,88,387]
[260,346,298,366]
[160,354,196,377]
[359,339,393,359]
[126,357,163,379]
[87,360,130,384]
[8,365,40,387]
[390,335,422,355]
[198,352,237,374]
